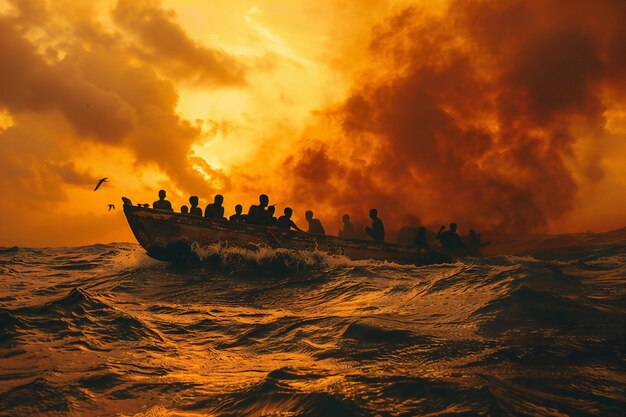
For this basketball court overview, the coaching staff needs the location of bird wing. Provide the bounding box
[108,204,115,211]
[94,178,107,191]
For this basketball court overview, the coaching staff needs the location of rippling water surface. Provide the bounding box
[1,230,625,416]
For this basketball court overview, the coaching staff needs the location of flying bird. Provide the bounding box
[94,177,108,191]
[108,204,115,211]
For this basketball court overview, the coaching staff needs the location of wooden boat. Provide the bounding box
[122,197,454,265]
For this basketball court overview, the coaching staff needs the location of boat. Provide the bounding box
[122,197,455,265]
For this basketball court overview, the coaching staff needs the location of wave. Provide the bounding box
[185,367,368,417]
[0,246,19,254]
[472,285,616,337]
[341,321,418,345]
[8,288,164,348]
[189,241,396,276]
[0,377,90,415]
[1,239,625,416]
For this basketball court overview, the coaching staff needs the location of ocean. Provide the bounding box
[0,230,625,416]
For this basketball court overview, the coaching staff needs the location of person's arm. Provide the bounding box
[291,221,303,232]
[436,225,445,239]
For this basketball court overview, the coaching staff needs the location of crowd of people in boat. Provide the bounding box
[150,190,482,253]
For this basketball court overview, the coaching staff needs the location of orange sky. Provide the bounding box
[1,0,625,247]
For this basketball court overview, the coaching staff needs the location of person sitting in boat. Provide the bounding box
[305,210,325,235]
[204,194,226,219]
[338,214,356,239]
[265,205,278,226]
[467,228,481,255]
[365,209,385,242]
[247,194,269,225]
[181,205,189,214]
[437,223,464,251]
[189,196,202,216]
[229,204,245,222]
[153,190,173,211]
[413,226,429,252]
[277,207,303,231]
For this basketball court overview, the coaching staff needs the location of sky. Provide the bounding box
[1,0,625,247]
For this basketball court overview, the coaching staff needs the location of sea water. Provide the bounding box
[0,231,624,416]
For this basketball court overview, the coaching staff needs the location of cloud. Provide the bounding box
[280,0,626,235]
[0,1,238,245]
[0,0,239,196]
[0,18,137,142]
[1,0,626,246]
[112,0,247,86]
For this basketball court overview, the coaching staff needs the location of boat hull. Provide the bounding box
[122,201,449,265]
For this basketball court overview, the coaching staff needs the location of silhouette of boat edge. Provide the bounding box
[122,197,454,265]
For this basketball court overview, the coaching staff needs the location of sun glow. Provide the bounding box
[2,0,626,246]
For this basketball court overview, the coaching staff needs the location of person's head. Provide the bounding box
[181,205,189,214]
[342,214,350,223]
[235,204,242,214]
[268,205,276,215]
[189,196,198,207]
[284,207,293,218]
[418,226,426,235]
[259,194,269,207]
[305,210,313,220]
[158,190,166,200]
[369,208,378,219]
[450,223,458,232]
[469,228,476,237]
[214,194,224,205]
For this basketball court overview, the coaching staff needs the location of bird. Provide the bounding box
[108,204,115,211]
[94,178,108,191]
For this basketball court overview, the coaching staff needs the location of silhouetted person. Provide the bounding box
[181,205,189,214]
[338,214,356,239]
[188,196,202,216]
[365,209,384,242]
[229,204,245,222]
[277,207,303,231]
[467,229,481,255]
[468,229,481,245]
[305,210,325,235]
[205,194,225,220]
[437,223,464,251]
[265,205,278,226]
[247,194,270,225]
[413,226,429,252]
[153,190,173,211]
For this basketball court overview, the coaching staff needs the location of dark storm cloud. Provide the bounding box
[285,0,626,235]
